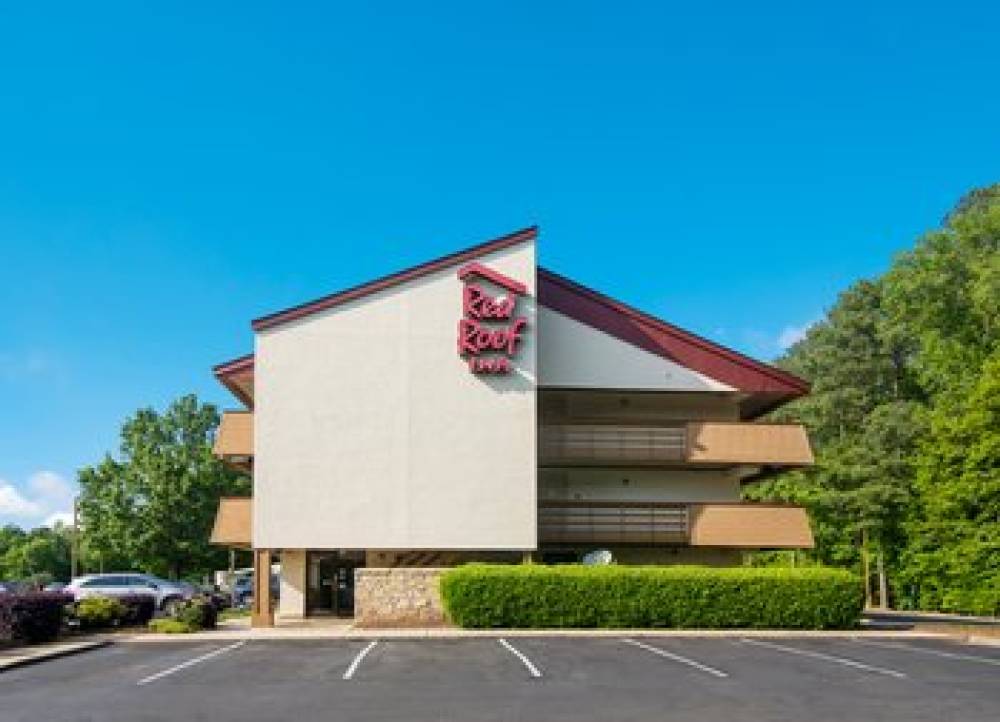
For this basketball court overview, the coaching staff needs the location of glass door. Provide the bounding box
[306,552,336,614]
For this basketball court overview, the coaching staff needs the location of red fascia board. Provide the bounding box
[213,353,255,376]
[213,353,255,408]
[537,267,810,397]
[251,226,538,332]
[456,262,527,295]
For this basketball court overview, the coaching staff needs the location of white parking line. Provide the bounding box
[852,638,1000,667]
[740,638,907,678]
[136,642,246,686]
[343,640,378,680]
[623,639,729,678]
[498,638,542,678]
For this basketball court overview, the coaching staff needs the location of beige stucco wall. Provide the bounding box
[537,307,734,392]
[254,240,537,550]
[538,468,742,503]
[278,549,306,618]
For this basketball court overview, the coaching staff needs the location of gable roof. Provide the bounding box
[251,226,538,332]
[537,267,809,417]
[214,225,810,418]
[457,262,527,295]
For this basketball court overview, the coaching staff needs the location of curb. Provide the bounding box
[0,639,112,673]
[126,629,955,643]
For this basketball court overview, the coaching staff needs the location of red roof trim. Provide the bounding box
[213,353,255,408]
[457,262,527,295]
[251,226,538,332]
[537,267,810,397]
[213,353,254,376]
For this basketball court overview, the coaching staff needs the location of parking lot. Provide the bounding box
[2,636,998,721]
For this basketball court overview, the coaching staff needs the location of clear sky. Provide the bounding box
[1,2,998,528]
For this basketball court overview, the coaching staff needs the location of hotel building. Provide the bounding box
[209,227,814,626]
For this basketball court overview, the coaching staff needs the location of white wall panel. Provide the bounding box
[254,241,537,550]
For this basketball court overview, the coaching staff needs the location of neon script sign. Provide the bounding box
[456,262,528,374]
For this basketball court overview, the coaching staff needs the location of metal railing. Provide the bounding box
[538,500,689,544]
[539,425,687,465]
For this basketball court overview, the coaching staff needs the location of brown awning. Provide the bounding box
[210,497,252,547]
[213,411,253,470]
[689,503,814,548]
[686,422,814,466]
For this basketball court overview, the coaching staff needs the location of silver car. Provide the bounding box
[66,573,195,614]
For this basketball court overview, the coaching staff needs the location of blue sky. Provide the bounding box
[1,2,998,528]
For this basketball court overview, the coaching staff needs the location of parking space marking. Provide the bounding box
[343,640,378,680]
[136,641,246,686]
[498,638,543,678]
[623,639,729,678]
[852,638,1000,667]
[740,638,907,678]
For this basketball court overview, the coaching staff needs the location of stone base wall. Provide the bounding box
[354,568,450,627]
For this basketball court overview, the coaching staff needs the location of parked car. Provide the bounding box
[229,573,278,609]
[231,576,253,608]
[65,573,195,614]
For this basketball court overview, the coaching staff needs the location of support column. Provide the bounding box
[278,549,307,619]
[251,548,274,628]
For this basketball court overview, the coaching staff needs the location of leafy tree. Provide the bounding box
[0,524,72,583]
[754,182,999,612]
[78,395,249,580]
[752,281,923,582]
[900,352,1000,615]
[882,190,1000,398]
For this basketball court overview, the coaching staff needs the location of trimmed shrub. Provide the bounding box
[0,592,72,644]
[149,618,196,634]
[440,564,863,629]
[71,594,155,629]
[75,596,125,629]
[173,598,218,630]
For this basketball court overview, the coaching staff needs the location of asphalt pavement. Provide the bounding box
[2,636,998,721]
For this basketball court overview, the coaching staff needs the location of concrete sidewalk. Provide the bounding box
[864,608,1000,644]
[0,636,113,672]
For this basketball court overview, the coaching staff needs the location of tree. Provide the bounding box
[77,395,249,580]
[0,524,72,584]
[901,352,1000,615]
[882,190,1000,398]
[753,280,923,581]
[754,181,999,612]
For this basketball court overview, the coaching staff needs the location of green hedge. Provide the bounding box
[440,565,863,629]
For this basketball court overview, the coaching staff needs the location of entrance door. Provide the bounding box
[306,551,363,617]
[333,565,355,616]
[307,552,336,614]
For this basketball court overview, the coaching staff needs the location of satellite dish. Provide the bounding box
[582,549,614,566]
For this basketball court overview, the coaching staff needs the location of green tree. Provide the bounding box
[901,352,1000,615]
[0,524,28,578]
[882,189,1000,398]
[78,395,249,580]
[755,182,999,611]
[752,281,922,582]
[0,524,72,583]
